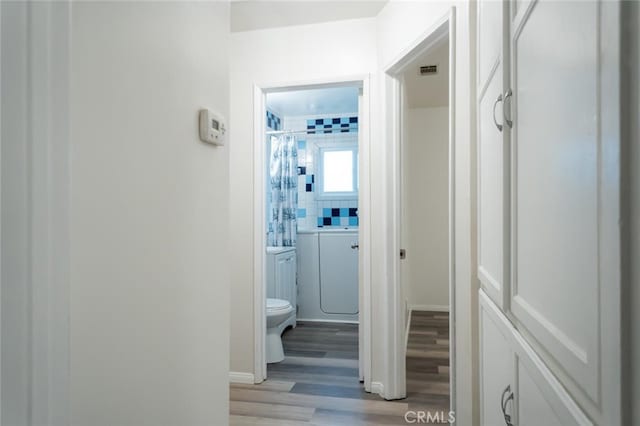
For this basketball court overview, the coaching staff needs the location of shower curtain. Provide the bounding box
[269,134,298,247]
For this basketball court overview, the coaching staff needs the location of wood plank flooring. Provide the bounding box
[230,312,450,425]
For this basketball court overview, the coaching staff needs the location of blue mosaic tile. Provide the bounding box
[266,110,282,131]
[340,208,349,217]
[331,217,340,226]
[304,115,359,134]
[317,217,324,227]
[349,217,358,226]
[323,208,332,217]
[297,208,306,218]
[297,140,306,149]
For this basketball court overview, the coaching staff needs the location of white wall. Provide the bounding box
[376,1,478,422]
[70,3,230,425]
[229,18,377,377]
[405,107,449,310]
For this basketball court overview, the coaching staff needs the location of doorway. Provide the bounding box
[384,8,456,410]
[252,78,372,391]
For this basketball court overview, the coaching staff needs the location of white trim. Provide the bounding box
[1,2,71,423]
[229,372,256,385]
[370,381,385,396]
[410,304,450,313]
[253,85,267,384]
[252,75,373,392]
[383,7,457,406]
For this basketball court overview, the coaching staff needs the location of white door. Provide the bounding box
[509,0,621,422]
[477,0,511,310]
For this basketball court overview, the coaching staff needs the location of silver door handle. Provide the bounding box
[351,243,359,250]
[501,385,514,426]
[503,89,513,129]
[493,93,504,132]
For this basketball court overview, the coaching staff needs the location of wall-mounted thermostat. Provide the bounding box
[199,109,226,146]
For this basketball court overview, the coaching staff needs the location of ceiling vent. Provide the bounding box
[419,65,438,76]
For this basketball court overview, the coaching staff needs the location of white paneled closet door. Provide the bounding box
[477,0,511,310]
[509,0,621,423]
[479,292,515,426]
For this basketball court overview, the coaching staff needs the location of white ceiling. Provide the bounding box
[230,1,387,32]
[267,86,359,117]
[403,37,450,109]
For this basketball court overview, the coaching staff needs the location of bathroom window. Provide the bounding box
[317,145,358,200]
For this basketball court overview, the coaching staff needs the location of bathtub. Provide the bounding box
[297,228,359,322]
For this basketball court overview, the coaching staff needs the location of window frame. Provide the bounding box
[316,142,359,201]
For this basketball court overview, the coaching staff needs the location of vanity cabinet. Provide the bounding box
[266,247,297,313]
[477,0,622,424]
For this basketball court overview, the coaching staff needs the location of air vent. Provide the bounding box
[419,65,438,76]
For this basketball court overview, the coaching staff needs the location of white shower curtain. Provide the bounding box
[269,134,298,247]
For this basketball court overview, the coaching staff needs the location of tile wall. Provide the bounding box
[284,113,359,230]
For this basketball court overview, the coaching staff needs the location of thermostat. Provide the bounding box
[199,109,226,146]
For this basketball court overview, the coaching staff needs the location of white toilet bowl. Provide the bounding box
[266,298,294,363]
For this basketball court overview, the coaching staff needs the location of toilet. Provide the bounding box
[266,298,294,363]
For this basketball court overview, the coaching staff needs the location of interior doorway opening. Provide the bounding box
[384,8,456,410]
[252,78,372,393]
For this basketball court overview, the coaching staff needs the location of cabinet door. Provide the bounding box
[274,251,296,307]
[512,330,591,426]
[509,1,621,421]
[318,233,358,315]
[477,0,511,310]
[479,291,514,426]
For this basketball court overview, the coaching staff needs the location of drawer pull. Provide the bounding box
[493,93,504,132]
[501,385,515,426]
[503,89,513,129]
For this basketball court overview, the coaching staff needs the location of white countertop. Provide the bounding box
[266,246,296,254]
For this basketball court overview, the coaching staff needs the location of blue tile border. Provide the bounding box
[305,116,358,134]
[315,204,359,228]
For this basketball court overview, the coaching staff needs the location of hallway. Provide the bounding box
[229,312,450,425]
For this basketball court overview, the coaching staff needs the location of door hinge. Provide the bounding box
[400,249,406,260]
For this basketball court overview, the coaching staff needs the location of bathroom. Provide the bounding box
[263,85,361,374]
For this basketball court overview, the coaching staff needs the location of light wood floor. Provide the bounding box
[229,311,450,425]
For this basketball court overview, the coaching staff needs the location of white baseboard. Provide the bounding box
[410,304,449,312]
[370,381,384,396]
[229,371,255,384]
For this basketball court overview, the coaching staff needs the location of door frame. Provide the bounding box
[1,2,71,424]
[383,8,457,405]
[252,75,372,391]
